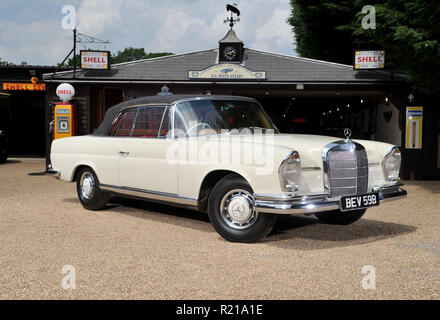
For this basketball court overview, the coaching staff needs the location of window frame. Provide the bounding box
[109,105,171,139]
[171,99,280,137]
[110,107,139,137]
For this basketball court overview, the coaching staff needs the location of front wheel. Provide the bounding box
[314,209,366,225]
[208,174,278,243]
[76,167,108,210]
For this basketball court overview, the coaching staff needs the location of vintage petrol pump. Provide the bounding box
[53,83,77,140]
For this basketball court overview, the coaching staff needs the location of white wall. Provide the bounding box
[373,101,402,147]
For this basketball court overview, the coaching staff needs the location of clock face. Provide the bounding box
[223,46,238,61]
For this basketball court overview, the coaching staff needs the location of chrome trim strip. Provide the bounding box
[100,184,198,207]
[377,183,407,202]
[380,189,407,202]
[254,185,407,215]
[330,175,368,180]
[330,166,368,171]
[254,192,328,201]
[301,166,321,171]
[255,197,340,215]
[373,182,404,191]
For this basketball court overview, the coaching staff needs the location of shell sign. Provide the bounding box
[2,77,46,91]
[56,83,75,101]
[81,50,110,70]
[354,50,385,70]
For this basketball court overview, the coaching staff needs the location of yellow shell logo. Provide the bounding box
[31,77,38,85]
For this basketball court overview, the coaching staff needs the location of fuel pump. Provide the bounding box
[53,83,77,140]
[46,83,77,173]
[54,102,77,140]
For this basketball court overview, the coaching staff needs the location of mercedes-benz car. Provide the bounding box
[50,95,407,242]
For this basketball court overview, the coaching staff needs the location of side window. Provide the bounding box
[131,106,167,138]
[112,108,138,137]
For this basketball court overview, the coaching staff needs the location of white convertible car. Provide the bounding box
[50,95,407,242]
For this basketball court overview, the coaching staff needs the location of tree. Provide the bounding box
[288,0,357,65]
[288,0,440,93]
[65,54,81,67]
[0,57,13,66]
[65,47,173,66]
[352,0,440,93]
[111,47,173,64]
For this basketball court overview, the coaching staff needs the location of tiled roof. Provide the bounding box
[43,48,407,83]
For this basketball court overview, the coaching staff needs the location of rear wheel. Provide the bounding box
[208,174,278,243]
[315,209,366,225]
[76,167,108,210]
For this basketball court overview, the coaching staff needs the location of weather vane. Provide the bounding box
[224,3,240,29]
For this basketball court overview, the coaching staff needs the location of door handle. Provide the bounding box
[119,151,130,156]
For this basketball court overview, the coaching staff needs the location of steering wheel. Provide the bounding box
[186,122,212,136]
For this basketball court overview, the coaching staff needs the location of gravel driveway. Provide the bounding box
[0,159,439,299]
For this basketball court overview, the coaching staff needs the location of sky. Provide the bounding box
[0,0,297,66]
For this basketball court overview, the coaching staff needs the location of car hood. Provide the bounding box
[227,133,396,168]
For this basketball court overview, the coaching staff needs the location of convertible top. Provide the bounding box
[92,94,257,136]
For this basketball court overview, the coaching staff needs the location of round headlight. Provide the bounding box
[382,147,401,181]
[279,151,301,192]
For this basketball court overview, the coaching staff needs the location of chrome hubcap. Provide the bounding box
[220,189,257,230]
[80,172,95,200]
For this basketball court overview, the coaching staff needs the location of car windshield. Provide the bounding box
[174,99,279,136]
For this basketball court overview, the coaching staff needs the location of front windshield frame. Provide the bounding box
[170,97,279,137]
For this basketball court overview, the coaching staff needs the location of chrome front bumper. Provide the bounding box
[254,183,407,215]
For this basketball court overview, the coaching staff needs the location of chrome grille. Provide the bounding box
[323,141,368,198]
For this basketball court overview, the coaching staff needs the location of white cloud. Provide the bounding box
[146,10,226,52]
[0,20,71,65]
[77,0,124,35]
[0,0,297,65]
[252,8,295,53]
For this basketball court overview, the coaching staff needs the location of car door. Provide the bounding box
[117,105,178,194]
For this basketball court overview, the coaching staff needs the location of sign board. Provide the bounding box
[189,64,266,80]
[56,83,75,101]
[2,77,45,91]
[80,50,110,70]
[354,50,385,70]
[405,106,423,149]
[3,83,46,91]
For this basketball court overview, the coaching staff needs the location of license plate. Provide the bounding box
[340,193,380,211]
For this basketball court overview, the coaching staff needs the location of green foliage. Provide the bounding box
[288,0,357,65]
[289,0,440,93]
[111,47,173,64]
[66,47,173,66]
[0,57,13,66]
[352,0,440,93]
[65,54,81,67]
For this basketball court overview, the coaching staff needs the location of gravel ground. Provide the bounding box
[0,159,439,300]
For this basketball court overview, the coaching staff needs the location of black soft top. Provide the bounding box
[92,94,257,136]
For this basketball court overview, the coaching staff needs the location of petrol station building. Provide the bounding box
[42,29,440,180]
[0,65,64,155]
